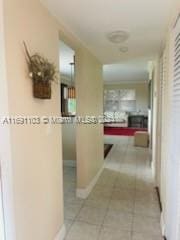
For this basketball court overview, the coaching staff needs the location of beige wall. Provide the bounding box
[4,1,63,240]
[104,82,148,113]
[76,48,104,189]
[3,0,103,239]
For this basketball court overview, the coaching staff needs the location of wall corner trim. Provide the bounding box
[155,187,162,211]
[76,163,104,199]
[63,160,76,168]
[54,224,66,240]
[160,212,166,237]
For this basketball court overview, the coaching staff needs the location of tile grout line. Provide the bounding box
[64,136,161,240]
[131,145,139,240]
[97,173,117,240]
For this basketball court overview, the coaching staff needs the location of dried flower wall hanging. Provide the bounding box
[23,42,58,99]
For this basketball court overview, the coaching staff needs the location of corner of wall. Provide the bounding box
[76,162,104,199]
[54,225,66,240]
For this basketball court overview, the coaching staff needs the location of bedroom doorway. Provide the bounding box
[59,40,78,228]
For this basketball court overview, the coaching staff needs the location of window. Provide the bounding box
[68,98,76,115]
[104,89,136,112]
[61,84,76,116]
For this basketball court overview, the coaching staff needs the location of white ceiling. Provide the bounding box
[42,0,174,83]
[59,41,75,80]
[104,59,149,84]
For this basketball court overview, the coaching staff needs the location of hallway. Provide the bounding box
[64,136,161,240]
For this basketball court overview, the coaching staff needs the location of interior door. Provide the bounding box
[166,13,180,240]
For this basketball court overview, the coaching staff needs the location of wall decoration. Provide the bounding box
[23,42,58,99]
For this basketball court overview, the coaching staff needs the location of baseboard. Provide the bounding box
[155,187,162,212]
[160,212,166,238]
[76,163,104,199]
[63,160,76,167]
[54,224,66,240]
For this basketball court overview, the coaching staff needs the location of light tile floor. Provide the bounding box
[63,136,162,240]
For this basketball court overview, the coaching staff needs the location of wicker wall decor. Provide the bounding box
[23,42,58,99]
[33,81,51,99]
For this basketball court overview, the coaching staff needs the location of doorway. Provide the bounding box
[59,40,79,232]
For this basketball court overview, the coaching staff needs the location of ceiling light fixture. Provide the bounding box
[107,31,129,44]
[119,46,128,53]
